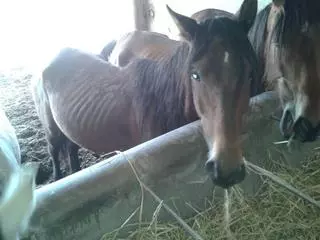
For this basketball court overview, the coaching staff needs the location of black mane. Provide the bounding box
[248,4,271,62]
[133,43,194,136]
[248,4,271,91]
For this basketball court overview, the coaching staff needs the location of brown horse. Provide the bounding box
[101,8,236,65]
[103,0,262,97]
[248,0,320,142]
[32,2,258,189]
[102,10,235,64]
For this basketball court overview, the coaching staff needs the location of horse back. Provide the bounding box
[109,30,181,67]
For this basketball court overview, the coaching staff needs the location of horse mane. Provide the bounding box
[255,0,320,86]
[273,0,320,49]
[248,4,271,63]
[248,4,272,92]
[133,43,195,135]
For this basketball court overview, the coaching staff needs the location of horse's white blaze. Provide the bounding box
[224,51,229,63]
[0,162,39,240]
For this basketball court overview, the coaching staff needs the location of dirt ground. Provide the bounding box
[0,68,104,186]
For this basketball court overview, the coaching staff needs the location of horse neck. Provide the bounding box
[134,42,197,138]
[160,42,198,123]
[174,44,199,123]
[248,4,273,89]
[165,42,197,120]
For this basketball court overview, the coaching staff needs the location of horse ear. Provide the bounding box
[22,161,40,177]
[235,0,258,34]
[166,5,198,42]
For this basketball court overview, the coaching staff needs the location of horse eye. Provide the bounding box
[191,72,200,81]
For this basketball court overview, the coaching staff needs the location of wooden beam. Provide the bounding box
[133,0,155,31]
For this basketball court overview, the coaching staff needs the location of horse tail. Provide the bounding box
[99,40,117,61]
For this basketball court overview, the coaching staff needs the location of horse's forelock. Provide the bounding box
[194,17,256,63]
[193,17,259,96]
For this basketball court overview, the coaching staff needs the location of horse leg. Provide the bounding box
[43,108,67,180]
[32,80,67,181]
[67,140,81,174]
[47,134,65,180]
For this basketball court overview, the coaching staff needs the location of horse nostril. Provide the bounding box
[205,160,246,189]
[205,159,218,177]
[280,108,294,139]
[293,117,317,142]
[231,164,246,184]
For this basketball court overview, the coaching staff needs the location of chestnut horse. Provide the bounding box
[248,0,320,142]
[32,2,258,189]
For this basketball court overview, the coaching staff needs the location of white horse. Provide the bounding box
[0,106,39,240]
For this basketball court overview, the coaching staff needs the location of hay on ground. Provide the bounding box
[101,151,320,240]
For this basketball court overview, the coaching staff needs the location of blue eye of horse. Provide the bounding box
[191,72,200,81]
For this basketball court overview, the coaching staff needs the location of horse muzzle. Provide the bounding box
[205,159,246,189]
[280,107,320,142]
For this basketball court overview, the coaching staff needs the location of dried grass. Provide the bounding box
[101,150,320,240]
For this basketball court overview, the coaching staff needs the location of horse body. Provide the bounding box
[34,0,259,189]
[33,45,195,178]
[249,0,320,142]
[41,49,138,152]
[107,30,179,67]
[34,47,191,153]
